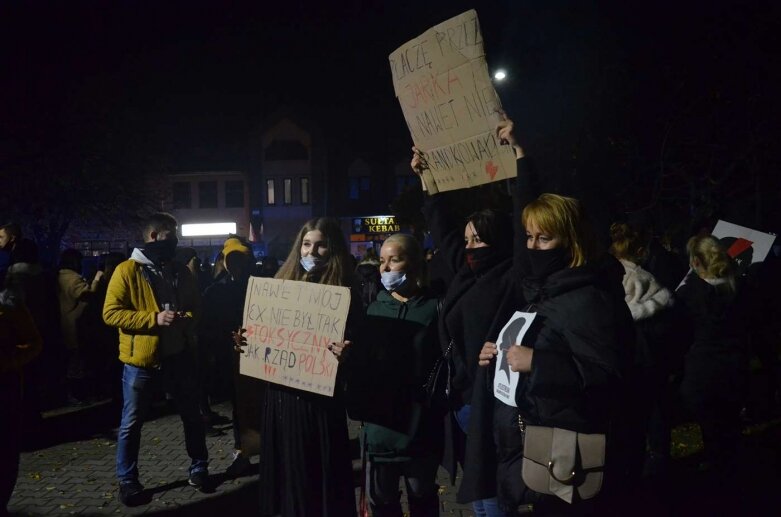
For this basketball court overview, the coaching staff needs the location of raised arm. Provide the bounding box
[412,147,467,275]
[497,115,537,278]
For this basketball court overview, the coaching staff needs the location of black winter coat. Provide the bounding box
[458,257,634,503]
[675,272,748,412]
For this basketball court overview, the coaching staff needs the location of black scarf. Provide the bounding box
[143,238,179,266]
[527,247,570,281]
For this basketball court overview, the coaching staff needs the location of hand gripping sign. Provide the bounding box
[389,9,517,194]
[239,277,351,397]
[494,312,537,407]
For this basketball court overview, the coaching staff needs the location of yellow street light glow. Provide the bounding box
[494,70,507,81]
[181,222,237,237]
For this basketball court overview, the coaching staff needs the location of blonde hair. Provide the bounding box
[522,193,597,267]
[609,222,649,264]
[686,234,736,293]
[276,217,351,287]
[382,233,427,288]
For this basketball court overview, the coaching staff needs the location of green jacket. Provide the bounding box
[360,290,442,462]
[103,251,199,368]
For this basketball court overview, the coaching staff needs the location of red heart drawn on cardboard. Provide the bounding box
[485,161,499,180]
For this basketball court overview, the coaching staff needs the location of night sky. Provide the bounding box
[2,0,779,231]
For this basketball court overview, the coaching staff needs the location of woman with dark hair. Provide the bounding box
[411,137,522,516]
[235,217,360,517]
[609,222,675,477]
[58,248,104,402]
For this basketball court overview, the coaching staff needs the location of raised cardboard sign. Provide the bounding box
[239,277,351,397]
[389,9,517,193]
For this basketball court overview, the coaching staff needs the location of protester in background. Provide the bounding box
[211,251,226,283]
[2,237,54,434]
[675,234,748,473]
[57,248,104,403]
[351,233,442,516]
[354,250,381,310]
[174,246,222,433]
[609,221,675,478]
[201,236,257,476]
[0,287,42,516]
[235,217,360,517]
[255,256,279,278]
[103,212,207,506]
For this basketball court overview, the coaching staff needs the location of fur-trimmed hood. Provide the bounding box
[620,259,674,321]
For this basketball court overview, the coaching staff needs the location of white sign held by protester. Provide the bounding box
[711,220,777,272]
[239,277,351,397]
[493,312,537,407]
[389,9,517,194]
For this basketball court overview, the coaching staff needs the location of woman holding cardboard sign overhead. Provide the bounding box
[409,114,527,517]
[234,217,361,517]
[469,118,634,513]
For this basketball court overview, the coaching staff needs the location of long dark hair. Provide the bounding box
[466,208,513,256]
[276,217,352,287]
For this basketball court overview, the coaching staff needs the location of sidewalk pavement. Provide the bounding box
[11,398,781,516]
[9,401,474,516]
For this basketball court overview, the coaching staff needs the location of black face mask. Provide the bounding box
[143,238,179,265]
[527,247,571,280]
[465,246,496,272]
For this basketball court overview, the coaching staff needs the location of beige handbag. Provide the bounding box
[520,419,606,504]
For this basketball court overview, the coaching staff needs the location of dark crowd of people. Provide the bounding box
[2,116,780,517]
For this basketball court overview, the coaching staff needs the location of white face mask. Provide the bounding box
[381,270,406,291]
[300,255,322,272]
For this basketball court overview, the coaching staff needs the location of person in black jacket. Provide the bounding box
[463,119,634,514]
[675,234,747,473]
[411,133,526,516]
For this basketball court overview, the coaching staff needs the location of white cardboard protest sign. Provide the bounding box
[494,311,536,407]
[389,9,517,194]
[239,277,351,397]
[711,220,776,270]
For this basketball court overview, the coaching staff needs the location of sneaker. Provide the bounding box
[118,480,145,506]
[225,451,251,478]
[188,469,209,489]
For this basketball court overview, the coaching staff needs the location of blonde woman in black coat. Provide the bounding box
[676,234,747,472]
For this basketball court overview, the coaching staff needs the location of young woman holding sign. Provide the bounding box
[235,217,360,517]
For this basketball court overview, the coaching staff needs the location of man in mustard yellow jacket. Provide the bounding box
[103,212,208,506]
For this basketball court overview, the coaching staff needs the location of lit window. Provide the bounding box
[283,178,292,205]
[300,177,310,205]
[266,179,276,206]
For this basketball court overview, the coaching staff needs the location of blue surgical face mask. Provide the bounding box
[381,270,406,291]
[300,255,322,272]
